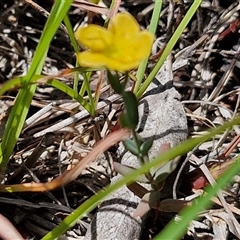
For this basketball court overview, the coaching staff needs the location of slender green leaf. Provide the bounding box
[123,139,140,156]
[0,76,37,96]
[134,0,163,93]
[0,0,73,166]
[107,71,124,94]
[42,116,240,239]
[46,79,93,115]
[63,15,80,93]
[122,91,139,129]
[136,0,202,98]
[114,162,149,183]
[140,138,153,156]
[155,155,240,239]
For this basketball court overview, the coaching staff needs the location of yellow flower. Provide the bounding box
[75,13,153,71]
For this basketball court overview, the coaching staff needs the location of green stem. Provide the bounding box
[131,129,153,182]
[63,15,80,92]
[136,0,202,99]
[82,72,95,116]
[134,0,163,94]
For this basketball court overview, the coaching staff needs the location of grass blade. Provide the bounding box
[0,0,73,166]
[136,0,202,98]
[134,0,163,93]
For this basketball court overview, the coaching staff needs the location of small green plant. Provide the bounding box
[61,11,178,220]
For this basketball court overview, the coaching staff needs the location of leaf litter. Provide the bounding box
[1,0,240,239]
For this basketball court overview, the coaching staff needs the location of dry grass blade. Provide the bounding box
[0,129,130,192]
[190,155,240,238]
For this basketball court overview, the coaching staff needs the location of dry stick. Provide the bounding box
[200,4,240,101]
[72,0,111,16]
[208,43,240,161]
[33,93,121,138]
[24,0,111,20]
[58,137,70,207]
[24,0,50,19]
[208,42,240,102]
[23,0,68,34]
[108,0,121,19]
[211,196,240,216]
[7,132,55,184]
[84,57,188,240]
[24,102,55,128]
[0,129,130,192]
[219,134,240,160]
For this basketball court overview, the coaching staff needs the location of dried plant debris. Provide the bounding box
[0,0,240,239]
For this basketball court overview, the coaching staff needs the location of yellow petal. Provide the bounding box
[126,31,154,60]
[106,31,153,65]
[108,13,153,63]
[75,25,113,52]
[77,51,140,71]
[77,52,107,68]
[109,13,139,39]
[75,13,154,71]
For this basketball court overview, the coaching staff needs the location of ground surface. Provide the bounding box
[1,0,240,239]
